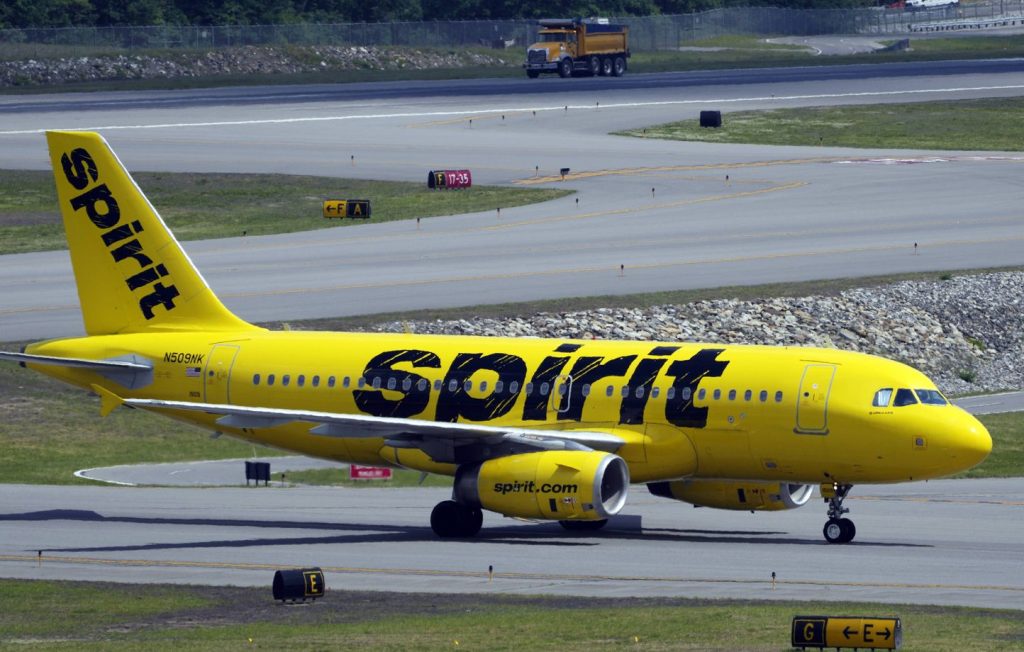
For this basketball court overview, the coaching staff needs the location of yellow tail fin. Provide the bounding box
[47,131,257,335]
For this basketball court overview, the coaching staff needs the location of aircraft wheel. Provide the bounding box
[838,517,856,543]
[559,519,608,532]
[601,57,613,76]
[823,517,856,544]
[431,500,482,538]
[558,58,573,78]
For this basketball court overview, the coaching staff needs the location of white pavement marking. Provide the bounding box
[4,84,1024,135]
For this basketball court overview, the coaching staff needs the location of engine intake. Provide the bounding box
[647,479,813,511]
[455,450,629,521]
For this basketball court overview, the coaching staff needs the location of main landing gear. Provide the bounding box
[430,500,482,538]
[821,483,856,544]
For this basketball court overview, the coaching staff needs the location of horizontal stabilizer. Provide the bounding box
[0,351,150,372]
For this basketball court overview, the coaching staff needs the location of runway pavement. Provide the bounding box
[3,62,1024,341]
[1,479,1021,609]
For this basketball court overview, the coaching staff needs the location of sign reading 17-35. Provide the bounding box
[792,616,901,650]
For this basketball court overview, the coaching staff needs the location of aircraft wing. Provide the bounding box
[120,396,627,464]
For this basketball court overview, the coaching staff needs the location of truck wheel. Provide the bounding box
[600,57,613,76]
[558,58,572,78]
[526,70,539,79]
[612,56,626,77]
[588,56,600,76]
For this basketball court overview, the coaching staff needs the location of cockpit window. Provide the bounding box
[893,388,918,407]
[872,388,893,407]
[915,389,948,405]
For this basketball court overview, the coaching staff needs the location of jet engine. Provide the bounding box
[647,479,813,511]
[455,450,629,521]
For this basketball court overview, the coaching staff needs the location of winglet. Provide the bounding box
[91,384,125,417]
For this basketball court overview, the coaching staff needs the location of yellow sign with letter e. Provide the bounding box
[793,616,901,650]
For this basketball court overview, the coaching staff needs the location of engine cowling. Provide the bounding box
[647,479,813,511]
[455,450,629,521]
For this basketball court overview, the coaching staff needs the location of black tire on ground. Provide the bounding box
[823,518,848,544]
[431,500,482,538]
[526,69,540,79]
[588,55,600,76]
[559,519,608,532]
[838,517,856,543]
[558,58,572,78]
[600,57,613,76]
[612,56,626,77]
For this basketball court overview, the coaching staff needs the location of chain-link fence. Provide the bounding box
[2,1,1023,58]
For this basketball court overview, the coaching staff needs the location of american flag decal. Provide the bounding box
[185,366,201,377]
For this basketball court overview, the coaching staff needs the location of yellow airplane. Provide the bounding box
[1,131,993,543]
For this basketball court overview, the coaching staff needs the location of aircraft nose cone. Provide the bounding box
[961,414,993,468]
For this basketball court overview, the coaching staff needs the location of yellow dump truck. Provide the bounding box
[524,18,630,78]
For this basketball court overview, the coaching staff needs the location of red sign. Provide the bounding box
[427,169,472,189]
[350,465,393,480]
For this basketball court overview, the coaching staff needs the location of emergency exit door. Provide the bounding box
[795,364,836,434]
[204,344,239,404]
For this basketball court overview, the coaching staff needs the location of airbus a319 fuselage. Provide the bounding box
[1,131,992,543]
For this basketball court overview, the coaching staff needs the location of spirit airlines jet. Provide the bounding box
[1,132,992,543]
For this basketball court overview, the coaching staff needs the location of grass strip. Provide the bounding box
[0,579,1020,649]
[617,96,1024,150]
[0,170,570,254]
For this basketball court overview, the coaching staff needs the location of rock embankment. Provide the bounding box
[369,271,1024,395]
[0,45,512,86]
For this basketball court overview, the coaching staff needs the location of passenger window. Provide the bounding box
[342,376,350,388]
[744,389,752,401]
[524,382,533,396]
[635,386,645,399]
[464,380,473,392]
[494,380,504,394]
[387,377,397,390]
[759,390,768,403]
[713,389,721,400]
[540,382,550,396]
[681,387,691,401]
[775,391,783,403]
[282,375,290,387]
[448,379,458,392]
[328,376,336,388]
[894,388,918,407]
[253,374,260,385]
[417,378,428,391]
[666,387,675,400]
[651,387,660,399]
[915,389,948,405]
[727,389,736,401]
[509,381,520,394]
[479,381,488,393]
[372,377,382,390]
[558,383,567,396]
[297,375,305,387]
[606,385,615,397]
[697,388,706,401]
[434,379,442,391]
[582,384,590,397]
[358,377,366,389]
[872,388,893,407]
[312,375,320,388]
[402,377,412,391]
[267,374,275,386]
[621,386,629,398]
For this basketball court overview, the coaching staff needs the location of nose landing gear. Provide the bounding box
[821,483,856,544]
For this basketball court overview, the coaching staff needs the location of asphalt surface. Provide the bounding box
[4,61,1024,341]
[2,64,1023,607]
[1,479,1021,609]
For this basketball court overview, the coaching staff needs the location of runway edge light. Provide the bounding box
[792,615,901,650]
[272,568,326,602]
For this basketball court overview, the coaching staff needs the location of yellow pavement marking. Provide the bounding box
[1,554,1021,594]
[515,159,840,185]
